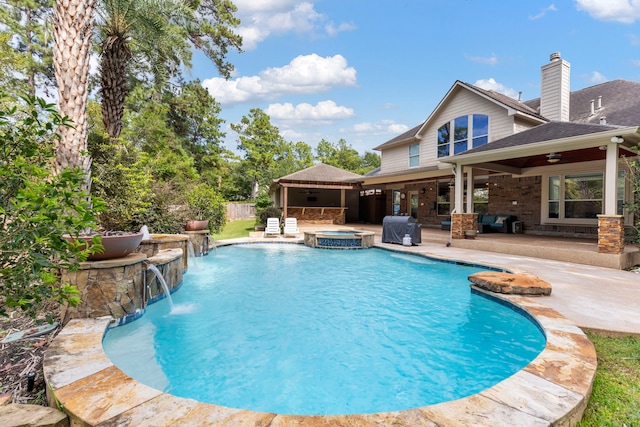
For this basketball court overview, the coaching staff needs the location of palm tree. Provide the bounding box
[51,0,97,183]
[97,0,242,141]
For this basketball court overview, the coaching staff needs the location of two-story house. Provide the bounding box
[361,52,640,258]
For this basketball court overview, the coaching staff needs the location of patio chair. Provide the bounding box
[283,217,300,237]
[264,217,281,237]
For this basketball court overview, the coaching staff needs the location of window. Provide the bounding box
[437,123,450,157]
[617,170,626,215]
[473,187,489,214]
[546,173,603,220]
[437,114,489,157]
[392,190,401,215]
[409,143,419,167]
[472,115,489,148]
[437,181,451,216]
[453,116,468,154]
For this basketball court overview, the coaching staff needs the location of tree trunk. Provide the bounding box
[100,36,130,141]
[51,0,96,189]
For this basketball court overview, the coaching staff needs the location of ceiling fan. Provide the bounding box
[546,153,562,163]
[299,189,320,194]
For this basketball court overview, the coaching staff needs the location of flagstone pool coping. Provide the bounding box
[43,247,596,426]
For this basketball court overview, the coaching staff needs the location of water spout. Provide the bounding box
[147,264,174,310]
[140,225,151,241]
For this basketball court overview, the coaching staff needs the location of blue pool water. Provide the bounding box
[103,244,546,416]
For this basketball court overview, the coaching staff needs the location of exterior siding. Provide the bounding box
[380,88,517,174]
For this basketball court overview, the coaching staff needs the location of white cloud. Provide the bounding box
[631,59,640,66]
[232,1,355,50]
[529,4,558,20]
[575,0,640,23]
[266,100,354,122]
[587,71,608,84]
[325,21,357,37]
[346,120,409,135]
[474,78,519,99]
[466,53,498,65]
[202,54,357,105]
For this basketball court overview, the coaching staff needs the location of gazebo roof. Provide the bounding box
[275,163,363,184]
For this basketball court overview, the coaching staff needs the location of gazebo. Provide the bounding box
[270,163,363,225]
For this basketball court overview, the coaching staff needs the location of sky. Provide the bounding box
[186,0,640,155]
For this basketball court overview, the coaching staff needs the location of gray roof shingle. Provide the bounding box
[276,163,363,183]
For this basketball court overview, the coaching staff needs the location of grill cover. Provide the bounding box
[382,216,422,244]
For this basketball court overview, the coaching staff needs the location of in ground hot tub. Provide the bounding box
[304,230,375,249]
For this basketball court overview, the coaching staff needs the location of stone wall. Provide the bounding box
[60,253,146,324]
[288,207,345,224]
[184,230,210,257]
[597,215,625,254]
[60,248,184,325]
[451,213,478,240]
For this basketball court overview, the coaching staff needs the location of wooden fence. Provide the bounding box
[226,203,256,221]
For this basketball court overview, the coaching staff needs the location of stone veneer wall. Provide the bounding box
[144,248,184,307]
[138,234,189,271]
[60,253,146,324]
[184,230,210,257]
[287,207,345,224]
[451,213,478,240]
[60,248,184,325]
[597,215,625,254]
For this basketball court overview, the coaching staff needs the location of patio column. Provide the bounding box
[453,164,464,214]
[604,142,619,215]
[597,142,625,254]
[597,215,625,254]
[451,213,478,239]
[283,187,288,219]
[465,168,474,213]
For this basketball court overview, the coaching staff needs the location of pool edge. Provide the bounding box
[43,243,596,427]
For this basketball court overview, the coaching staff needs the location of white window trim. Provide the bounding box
[408,143,420,168]
[437,114,489,158]
[540,163,631,225]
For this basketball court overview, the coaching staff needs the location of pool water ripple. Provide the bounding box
[103,244,546,416]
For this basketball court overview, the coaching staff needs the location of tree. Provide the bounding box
[624,146,640,244]
[96,0,242,141]
[51,0,96,185]
[231,108,285,198]
[314,138,380,174]
[273,140,314,178]
[0,0,55,97]
[0,95,103,319]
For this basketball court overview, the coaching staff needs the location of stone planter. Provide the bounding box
[184,220,209,231]
[65,232,144,261]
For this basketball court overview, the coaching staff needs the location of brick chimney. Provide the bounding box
[540,52,570,121]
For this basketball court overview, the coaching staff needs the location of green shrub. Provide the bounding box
[0,95,103,319]
[186,183,227,233]
[257,206,282,226]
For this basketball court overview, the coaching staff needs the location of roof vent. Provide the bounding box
[600,117,607,125]
[597,96,602,109]
[550,52,561,62]
[590,100,595,115]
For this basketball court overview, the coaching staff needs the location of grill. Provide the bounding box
[382,216,422,245]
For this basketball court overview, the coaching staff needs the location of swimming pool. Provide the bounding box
[103,244,546,416]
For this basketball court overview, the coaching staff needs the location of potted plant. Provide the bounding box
[184,184,226,232]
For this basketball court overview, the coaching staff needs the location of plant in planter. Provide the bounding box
[184,184,226,233]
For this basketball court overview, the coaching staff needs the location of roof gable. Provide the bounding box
[374,80,546,151]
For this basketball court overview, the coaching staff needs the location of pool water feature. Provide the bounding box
[103,244,546,416]
[304,229,374,248]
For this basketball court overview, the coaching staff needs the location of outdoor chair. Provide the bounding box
[264,217,281,237]
[283,217,300,237]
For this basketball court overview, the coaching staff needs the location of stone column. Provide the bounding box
[451,213,478,239]
[597,215,625,254]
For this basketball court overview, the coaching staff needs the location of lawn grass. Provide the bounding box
[578,333,640,426]
[212,219,256,240]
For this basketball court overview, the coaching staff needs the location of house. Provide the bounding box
[360,52,640,260]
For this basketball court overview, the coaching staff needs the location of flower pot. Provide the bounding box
[65,232,144,261]
[184,220,209,231]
